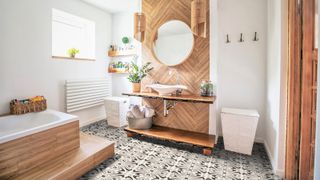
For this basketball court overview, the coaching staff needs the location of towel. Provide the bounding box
[130,105,145,119]
[144,107,155,118]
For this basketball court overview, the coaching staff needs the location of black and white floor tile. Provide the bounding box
[80,120,282,180]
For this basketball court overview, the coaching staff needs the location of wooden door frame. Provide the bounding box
[286,0,302,179]
[286,0,316,179]
[300,0,316,179]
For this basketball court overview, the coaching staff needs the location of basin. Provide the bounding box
[146,84,187,95]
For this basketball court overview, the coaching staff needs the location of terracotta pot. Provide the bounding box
[132,83,141,92]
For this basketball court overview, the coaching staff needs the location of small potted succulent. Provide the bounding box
[67,48,80,58]
[200,80,215,97]
[127,62,153,92]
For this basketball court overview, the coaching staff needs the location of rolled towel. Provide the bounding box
[130,105,145,118]
[126,111,135,119]
[144,107,155,118]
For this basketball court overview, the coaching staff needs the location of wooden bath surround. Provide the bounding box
[0,121,115,179]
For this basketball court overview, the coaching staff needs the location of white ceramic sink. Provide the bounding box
[146,84,188,95]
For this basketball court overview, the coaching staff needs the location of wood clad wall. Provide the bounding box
[0,121,80,178]
[141,0,210,133]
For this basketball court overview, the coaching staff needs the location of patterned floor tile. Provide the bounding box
[80,120,282,180]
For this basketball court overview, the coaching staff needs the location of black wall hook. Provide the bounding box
[239,33,244,42]
[253,32,259,41]
[226,34,231,43]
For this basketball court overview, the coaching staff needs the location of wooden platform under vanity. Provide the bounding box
[125,126,215,155]
[122,92,216,155]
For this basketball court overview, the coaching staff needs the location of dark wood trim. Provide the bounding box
[285,0,302,179]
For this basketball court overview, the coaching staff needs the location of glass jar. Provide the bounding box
[200,80,215,97]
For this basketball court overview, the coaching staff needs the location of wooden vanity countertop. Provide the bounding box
[122,92,216,104]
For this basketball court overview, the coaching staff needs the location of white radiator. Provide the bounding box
[65,78,111,113]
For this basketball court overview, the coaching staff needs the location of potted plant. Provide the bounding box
[127,62,153,92]
[67,48,80,58]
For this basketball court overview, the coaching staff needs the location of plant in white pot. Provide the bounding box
[127,61,153,92]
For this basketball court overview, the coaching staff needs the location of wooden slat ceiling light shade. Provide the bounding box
[191,0,207,38]
[134,12,146,42]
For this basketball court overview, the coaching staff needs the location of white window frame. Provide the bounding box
[52,8,95,59]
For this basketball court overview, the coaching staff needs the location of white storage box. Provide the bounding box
[104,97,129,127]
[221,108,259,155]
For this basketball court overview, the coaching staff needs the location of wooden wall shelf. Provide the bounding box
[122,92,215,104]
[125,126,215,155]
[109,72,129,74]
[52,56,95,61]
[108,50,137,57]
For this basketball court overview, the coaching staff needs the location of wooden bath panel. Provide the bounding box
[14,133,115,180]
[0,121,80,178]
[141,0,210,133]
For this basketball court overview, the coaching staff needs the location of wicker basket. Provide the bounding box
[10,99,47,115]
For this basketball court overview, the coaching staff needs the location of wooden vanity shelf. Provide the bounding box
[122,92,216,155]
[122,92,215,104]
[125,126,215,155]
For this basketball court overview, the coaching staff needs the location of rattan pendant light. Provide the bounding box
[134,0,146,42]
[191,0,207,38]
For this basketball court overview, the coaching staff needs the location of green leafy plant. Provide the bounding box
[122,37,130,44]
[67,48,80,58]
[127,62,153,83]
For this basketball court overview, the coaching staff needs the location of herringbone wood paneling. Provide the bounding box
[141,0,210,133]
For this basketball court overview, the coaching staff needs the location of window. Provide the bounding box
[52,9,95,59]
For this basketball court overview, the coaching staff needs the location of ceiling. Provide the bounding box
[81,0,140,13]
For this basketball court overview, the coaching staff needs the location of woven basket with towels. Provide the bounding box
[127,105,155,130]
[10,96,47,115]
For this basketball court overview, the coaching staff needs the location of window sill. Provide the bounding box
[52,56,95,61]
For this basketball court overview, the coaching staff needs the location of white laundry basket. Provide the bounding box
[221,108,259,155]
[104,97,129,127]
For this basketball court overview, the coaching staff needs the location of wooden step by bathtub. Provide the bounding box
[13,133,114,180]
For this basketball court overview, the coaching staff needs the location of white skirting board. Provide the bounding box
[79,115,106,127]
[263,140,285,177]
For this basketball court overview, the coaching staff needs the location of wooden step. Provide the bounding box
[125,126,215,155]
[14,133,114,180]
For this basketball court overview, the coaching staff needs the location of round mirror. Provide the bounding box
[152,20,194,66]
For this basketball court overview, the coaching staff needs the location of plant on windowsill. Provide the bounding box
[127,61,153,93]
[67,48,80,58]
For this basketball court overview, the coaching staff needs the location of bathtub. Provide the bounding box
[0,109,78,143]
[0,110,80,178]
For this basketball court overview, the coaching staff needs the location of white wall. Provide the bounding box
[111,12,141,105]
[265,0,287,176]
[209,0,219,136]
[212,0,286,176]
[214,0,268,142]
[0,0,112,126]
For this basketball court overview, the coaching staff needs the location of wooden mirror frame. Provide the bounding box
[150,19,195,67]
